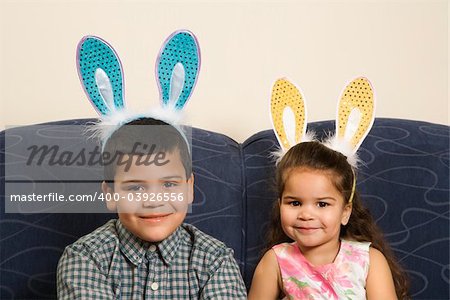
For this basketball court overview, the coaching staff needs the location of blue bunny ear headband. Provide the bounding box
[77,30,200,148]
[270,77,376,169]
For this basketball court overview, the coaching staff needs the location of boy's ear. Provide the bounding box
[341,204,353,226]
[187,174,194,204]
[102,181,117,212]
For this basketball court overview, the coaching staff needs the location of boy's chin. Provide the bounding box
[133,227,178,243]
[118,212,186,243]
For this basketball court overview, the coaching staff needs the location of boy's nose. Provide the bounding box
[141,191,166,209]
[142,201,164,208]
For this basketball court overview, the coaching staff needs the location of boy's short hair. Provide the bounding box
[102,117,192,187]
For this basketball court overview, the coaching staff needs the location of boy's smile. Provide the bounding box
[137,213,172,223]
[102,150,194,243]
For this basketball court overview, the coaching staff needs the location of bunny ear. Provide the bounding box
[270,78,308,151]
[156,30,200,110]
[77,36,125,116]
[335,77,375,152]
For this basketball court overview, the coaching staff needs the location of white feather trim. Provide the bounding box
[84,109,141,142]
[323,134,360,168]
[270,147,287,165]
[301,130,316,144]
[83,106,186,147]
[271,130,317,164]
[149,106,185,125]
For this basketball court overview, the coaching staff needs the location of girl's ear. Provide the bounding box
[77,36,125,116]
[102,181,117,212]
[155,30,200,111]
[341,204,353,226]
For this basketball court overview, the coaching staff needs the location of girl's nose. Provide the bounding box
[297,206,314,220]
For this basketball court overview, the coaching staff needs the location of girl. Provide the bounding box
[248,78,409,299]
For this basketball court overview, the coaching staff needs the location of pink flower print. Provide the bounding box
[332,273,353,289]
[283,277,316,300]
[341,243,367,268]
[321,266,352,289]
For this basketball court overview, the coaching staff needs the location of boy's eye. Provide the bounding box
[163,181,179,188]
[317,201,329,208]
[126,185,145,192]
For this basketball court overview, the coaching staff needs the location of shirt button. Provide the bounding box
[151,282,159,291]
[149,245,157,252]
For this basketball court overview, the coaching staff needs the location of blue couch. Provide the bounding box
[0,118,448,299]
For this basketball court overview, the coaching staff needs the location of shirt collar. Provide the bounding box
[157,224,184,265]
[116,220,185,266]
[116,220,149,266]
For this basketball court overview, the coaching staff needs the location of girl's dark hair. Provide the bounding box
[102,117,192,186]
[266,141,409,299]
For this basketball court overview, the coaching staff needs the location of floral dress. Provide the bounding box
[272,240,370,300]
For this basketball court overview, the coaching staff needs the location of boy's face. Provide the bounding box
[102,150,193,243]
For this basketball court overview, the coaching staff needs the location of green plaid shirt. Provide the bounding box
[57,219,247,299]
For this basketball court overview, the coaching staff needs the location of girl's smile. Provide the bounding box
[294,226,321,234]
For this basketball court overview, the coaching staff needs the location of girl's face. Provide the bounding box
[279,167,352,252]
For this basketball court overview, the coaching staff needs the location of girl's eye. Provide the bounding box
[126,185,145,192]
[290,201,301,207]
[163,181,178,188]
[318,202,329,208]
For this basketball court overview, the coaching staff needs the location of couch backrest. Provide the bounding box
[0,118,448,299]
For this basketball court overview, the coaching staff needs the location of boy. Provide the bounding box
[57,118,247,299]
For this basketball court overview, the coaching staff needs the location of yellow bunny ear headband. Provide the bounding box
[270,77,375,169]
